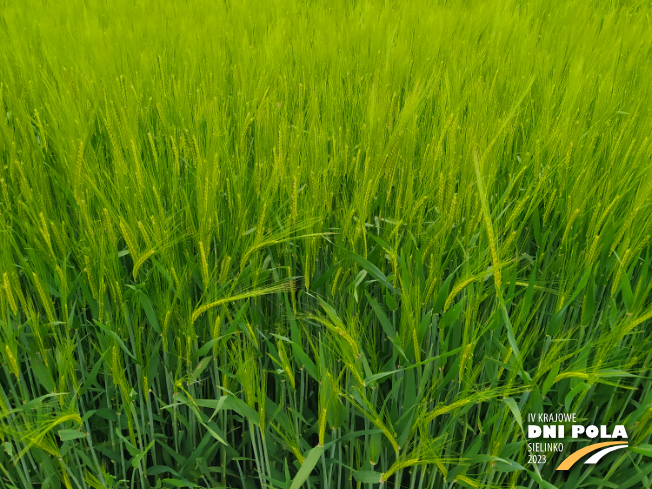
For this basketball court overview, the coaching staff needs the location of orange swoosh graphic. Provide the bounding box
[556,441,628,470]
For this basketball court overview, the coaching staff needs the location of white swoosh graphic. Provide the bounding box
[584,445,628,464]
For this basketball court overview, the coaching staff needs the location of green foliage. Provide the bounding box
[0,0,652,488]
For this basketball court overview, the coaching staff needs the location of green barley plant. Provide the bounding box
[1,0,652,488]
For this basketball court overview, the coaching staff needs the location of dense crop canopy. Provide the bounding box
[0,1,651,488]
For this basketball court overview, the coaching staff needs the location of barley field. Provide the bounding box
[1,0,652,488]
